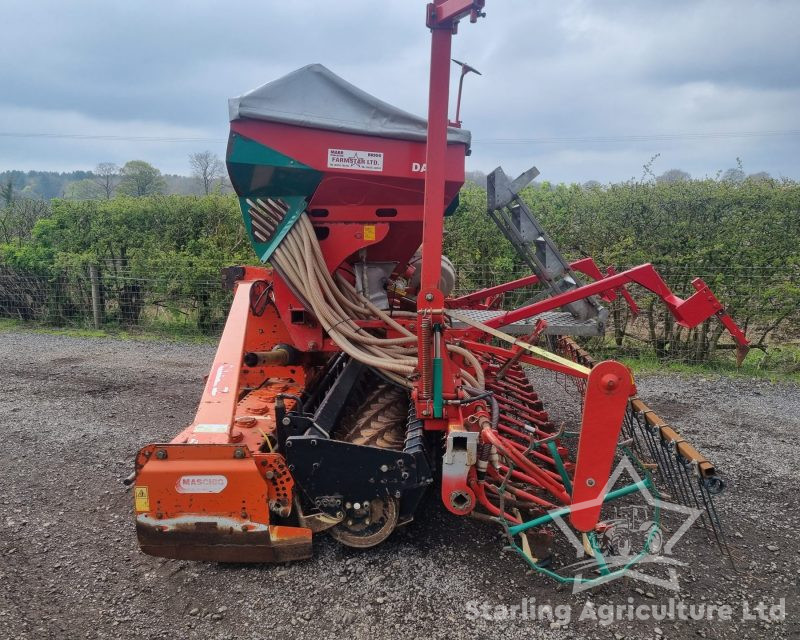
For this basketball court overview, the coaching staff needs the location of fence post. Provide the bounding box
[88,263,103,329]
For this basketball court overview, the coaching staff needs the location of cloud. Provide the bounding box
[0,105,223,173]
[0,0,797,181]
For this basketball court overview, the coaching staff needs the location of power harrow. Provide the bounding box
[131,1,748,587]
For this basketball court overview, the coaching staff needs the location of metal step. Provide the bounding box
[450,309,605,337]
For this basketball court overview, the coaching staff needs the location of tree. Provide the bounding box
[64,179,100,200]
[465,170,487,189]
[721,157,745,183]
[0,198,49,244]
[117,161,166,197]
[656,169,690,184]
[93,162,119,199]
[721,167,745,183]
[1,178,13,206]
[189,151,225,195]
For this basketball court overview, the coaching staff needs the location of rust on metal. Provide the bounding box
[136,517,312,563]
[630,397,716,478]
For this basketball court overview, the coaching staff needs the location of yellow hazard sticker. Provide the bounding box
[134,486,150,512]
[363,224,376,241]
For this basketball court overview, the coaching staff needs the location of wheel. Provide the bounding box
[329,496,399,549]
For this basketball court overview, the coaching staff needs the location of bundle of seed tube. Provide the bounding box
[250,203,485,390]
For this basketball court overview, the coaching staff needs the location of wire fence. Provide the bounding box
[0,264,232,338]
[1,263,798,369]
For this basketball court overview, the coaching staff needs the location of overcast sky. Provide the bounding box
[1,0,798,183]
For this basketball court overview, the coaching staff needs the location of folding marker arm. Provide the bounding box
[482,263,750,363]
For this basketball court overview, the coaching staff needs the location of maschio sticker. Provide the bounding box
[175,475,228,494]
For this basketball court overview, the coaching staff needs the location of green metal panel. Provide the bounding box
[239,195,309,263]
[226,134,324,262]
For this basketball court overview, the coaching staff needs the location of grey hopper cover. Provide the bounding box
[229,63,471,147]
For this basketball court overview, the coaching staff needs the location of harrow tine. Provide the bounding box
[695,472,739,571]
[636,413,682,502]
[671,449,713,531]
[661,439,704,518]
[622,407,648,464]
[620,408,738,571]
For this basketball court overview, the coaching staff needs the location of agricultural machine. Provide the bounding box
[131,1,748,586]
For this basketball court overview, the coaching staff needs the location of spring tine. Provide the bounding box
[623,408,648,462]
[664,441,701,512]
[647,430,686,505]
[627,408,649,462]
[658,439,692,508]
[695,477,726,552]
[639,419,681,501]
[697,477,738,571]
[673,454,711,530]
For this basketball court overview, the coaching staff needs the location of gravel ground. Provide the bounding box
[0,329,797,639]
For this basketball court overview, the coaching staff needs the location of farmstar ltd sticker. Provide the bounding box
[550,456,702,593]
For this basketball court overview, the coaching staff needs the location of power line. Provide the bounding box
[0,129,798,145]
[473,130,800,144]
[0,132,225,143]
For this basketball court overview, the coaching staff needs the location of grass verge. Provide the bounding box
[0,318,218,344]
[617,346,800,383]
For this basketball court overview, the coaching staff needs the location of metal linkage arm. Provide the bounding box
[449,256,639,313]
[482,263,750,361]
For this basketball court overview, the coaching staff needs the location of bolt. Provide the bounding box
[282,417,291,426]
[425,293,434,301]
[307,341,318,350]
[336,511,344,519]
[265,470,275,479]
[285,441,293,448]
[354,502,361,510]
[234,448,246,459]
[401,472,409,480]
[345,502,352,509]
[601,374,619,391]
[311,439,317,446]
[155,449,167,460]
[380,464,388,472]
[394,491,402,498]
[586,477,596,487]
